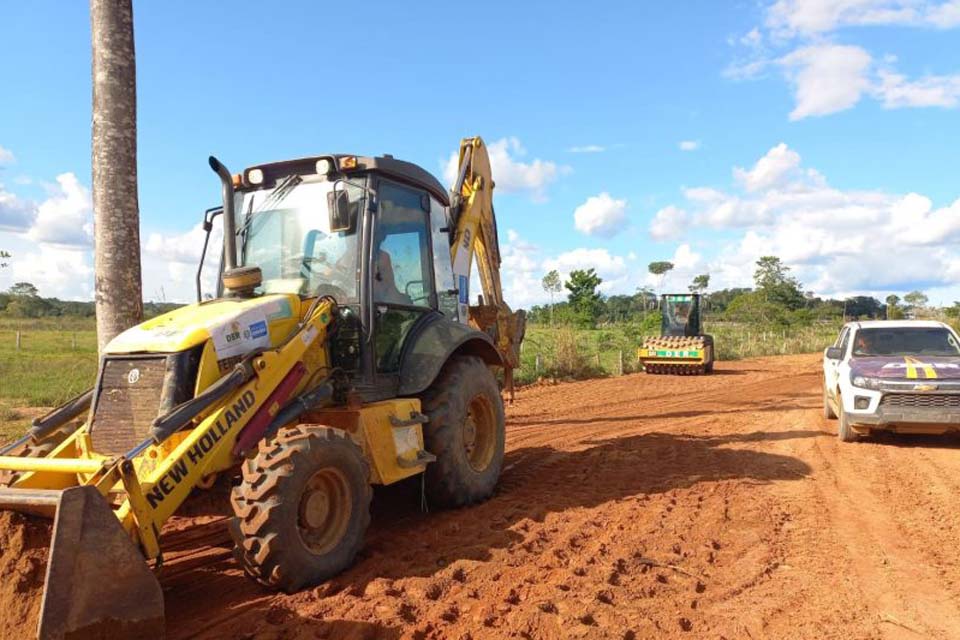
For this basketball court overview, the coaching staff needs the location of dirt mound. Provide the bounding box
[0,511,50,639]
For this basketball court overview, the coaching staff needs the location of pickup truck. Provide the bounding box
[823,320,960,441]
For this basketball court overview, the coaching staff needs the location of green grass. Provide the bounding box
[0,316,842,439]
[0,321,99,441]
[516,320,842,384]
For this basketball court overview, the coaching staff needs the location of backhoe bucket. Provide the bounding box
[0,485,164,639]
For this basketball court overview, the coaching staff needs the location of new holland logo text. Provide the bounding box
[145,390,256,508]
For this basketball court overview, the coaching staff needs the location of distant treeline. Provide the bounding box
[527,256,957,328]
[0,282,179,319]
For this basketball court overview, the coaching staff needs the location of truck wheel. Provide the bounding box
[421,356,506,508]
[822,385,837,420]
[838,405,858,443]
[229,425,371,593]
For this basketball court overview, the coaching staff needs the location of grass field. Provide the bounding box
[0,315,841,441]
[516,320,841,384]
[0,318,98,440]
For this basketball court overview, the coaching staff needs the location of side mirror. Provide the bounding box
[825,346,843,360]
[327,182,354,233]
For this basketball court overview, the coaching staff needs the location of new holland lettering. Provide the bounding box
[147,389,256,508]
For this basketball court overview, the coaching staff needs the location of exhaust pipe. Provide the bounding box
[208,156,237,272]
[209,156,261,296]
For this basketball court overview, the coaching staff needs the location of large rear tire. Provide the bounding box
[420,356,506,508]
[823,384,837,420]
[229,425,371,593]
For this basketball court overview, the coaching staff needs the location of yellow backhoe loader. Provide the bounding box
[0,137,525,639]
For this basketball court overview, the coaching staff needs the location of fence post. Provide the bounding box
[535,353,541,374]
[618,350,624,376]
[15,330,21,350]
[72,333,77,350]
[595,352,601,367]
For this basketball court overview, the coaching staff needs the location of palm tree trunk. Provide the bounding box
[91,0,143,351]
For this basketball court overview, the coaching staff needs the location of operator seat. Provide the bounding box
[374,250,412,306]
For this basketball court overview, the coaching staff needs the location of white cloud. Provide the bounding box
[874,68,960,107]
[678,140,701,151]
[0,145,14,165]
[649,205,688,240]
[545,248,630,296]
[573,192,628,237]
[443,137,569,202]
[567,144,605,153]
[6,244,94,300]
[730,1,960,119]
[766,0,960,36]
[654,142,960,296]
[27,173,93,247]
[732,142,810,192]
[0,185,35,232]
[779,44,873,119]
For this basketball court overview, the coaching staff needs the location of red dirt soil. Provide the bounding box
[6,354,960,639]
[0,512,49,638]
[156,354,960,639]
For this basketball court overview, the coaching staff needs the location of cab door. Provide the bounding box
[368,180,438,395]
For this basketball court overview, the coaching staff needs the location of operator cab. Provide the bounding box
[202,154,462,401]
[661,294,703,337]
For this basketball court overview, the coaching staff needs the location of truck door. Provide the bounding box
[824,327,849,395]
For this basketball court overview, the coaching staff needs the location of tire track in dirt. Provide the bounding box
[158,354,960,640]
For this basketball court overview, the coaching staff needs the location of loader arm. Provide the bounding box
[449,137,526,397]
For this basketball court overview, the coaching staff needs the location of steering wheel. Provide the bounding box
[404,279,429,305]
[310,283,349,300]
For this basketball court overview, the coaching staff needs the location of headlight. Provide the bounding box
[851,374,881,390]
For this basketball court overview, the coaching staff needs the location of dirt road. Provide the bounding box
[155,353,960,639]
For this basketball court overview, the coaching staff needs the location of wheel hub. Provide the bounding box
[297,467,352,555]
[302,490,331,529]
[463,394,496,472]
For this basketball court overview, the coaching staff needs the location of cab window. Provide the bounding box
[838,329,851,357]
[373,182,435,372]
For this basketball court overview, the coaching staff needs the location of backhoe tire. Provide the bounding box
[838,405,858,443]
[823,385,837,420]
[420,356,505,509]
[229,425,371,593]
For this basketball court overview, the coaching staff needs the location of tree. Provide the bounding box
[565,268,603,325]
[8,282,39,298]
[92,0,143,351]
[885,294,903,319]
[0,250,9,268]
[844,296,883,319]
[903,290,928,310]
[753,256,804,310]
[541,269,562,326]
[689,274,710,294]
[648,261,674,303]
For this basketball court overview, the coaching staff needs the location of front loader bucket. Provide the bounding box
[0,486,164,639]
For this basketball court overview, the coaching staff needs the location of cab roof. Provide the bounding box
[847,319,950,330]
[242,154,450,206]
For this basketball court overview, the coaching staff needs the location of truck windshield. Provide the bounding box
[233,176,364,300]
[852,327,960,357]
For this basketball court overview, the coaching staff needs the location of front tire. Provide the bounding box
[838,404,858,443]
[421,356,506,508]
[229,425,372,593]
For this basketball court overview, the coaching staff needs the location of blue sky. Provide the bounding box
[2,0,960,307]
